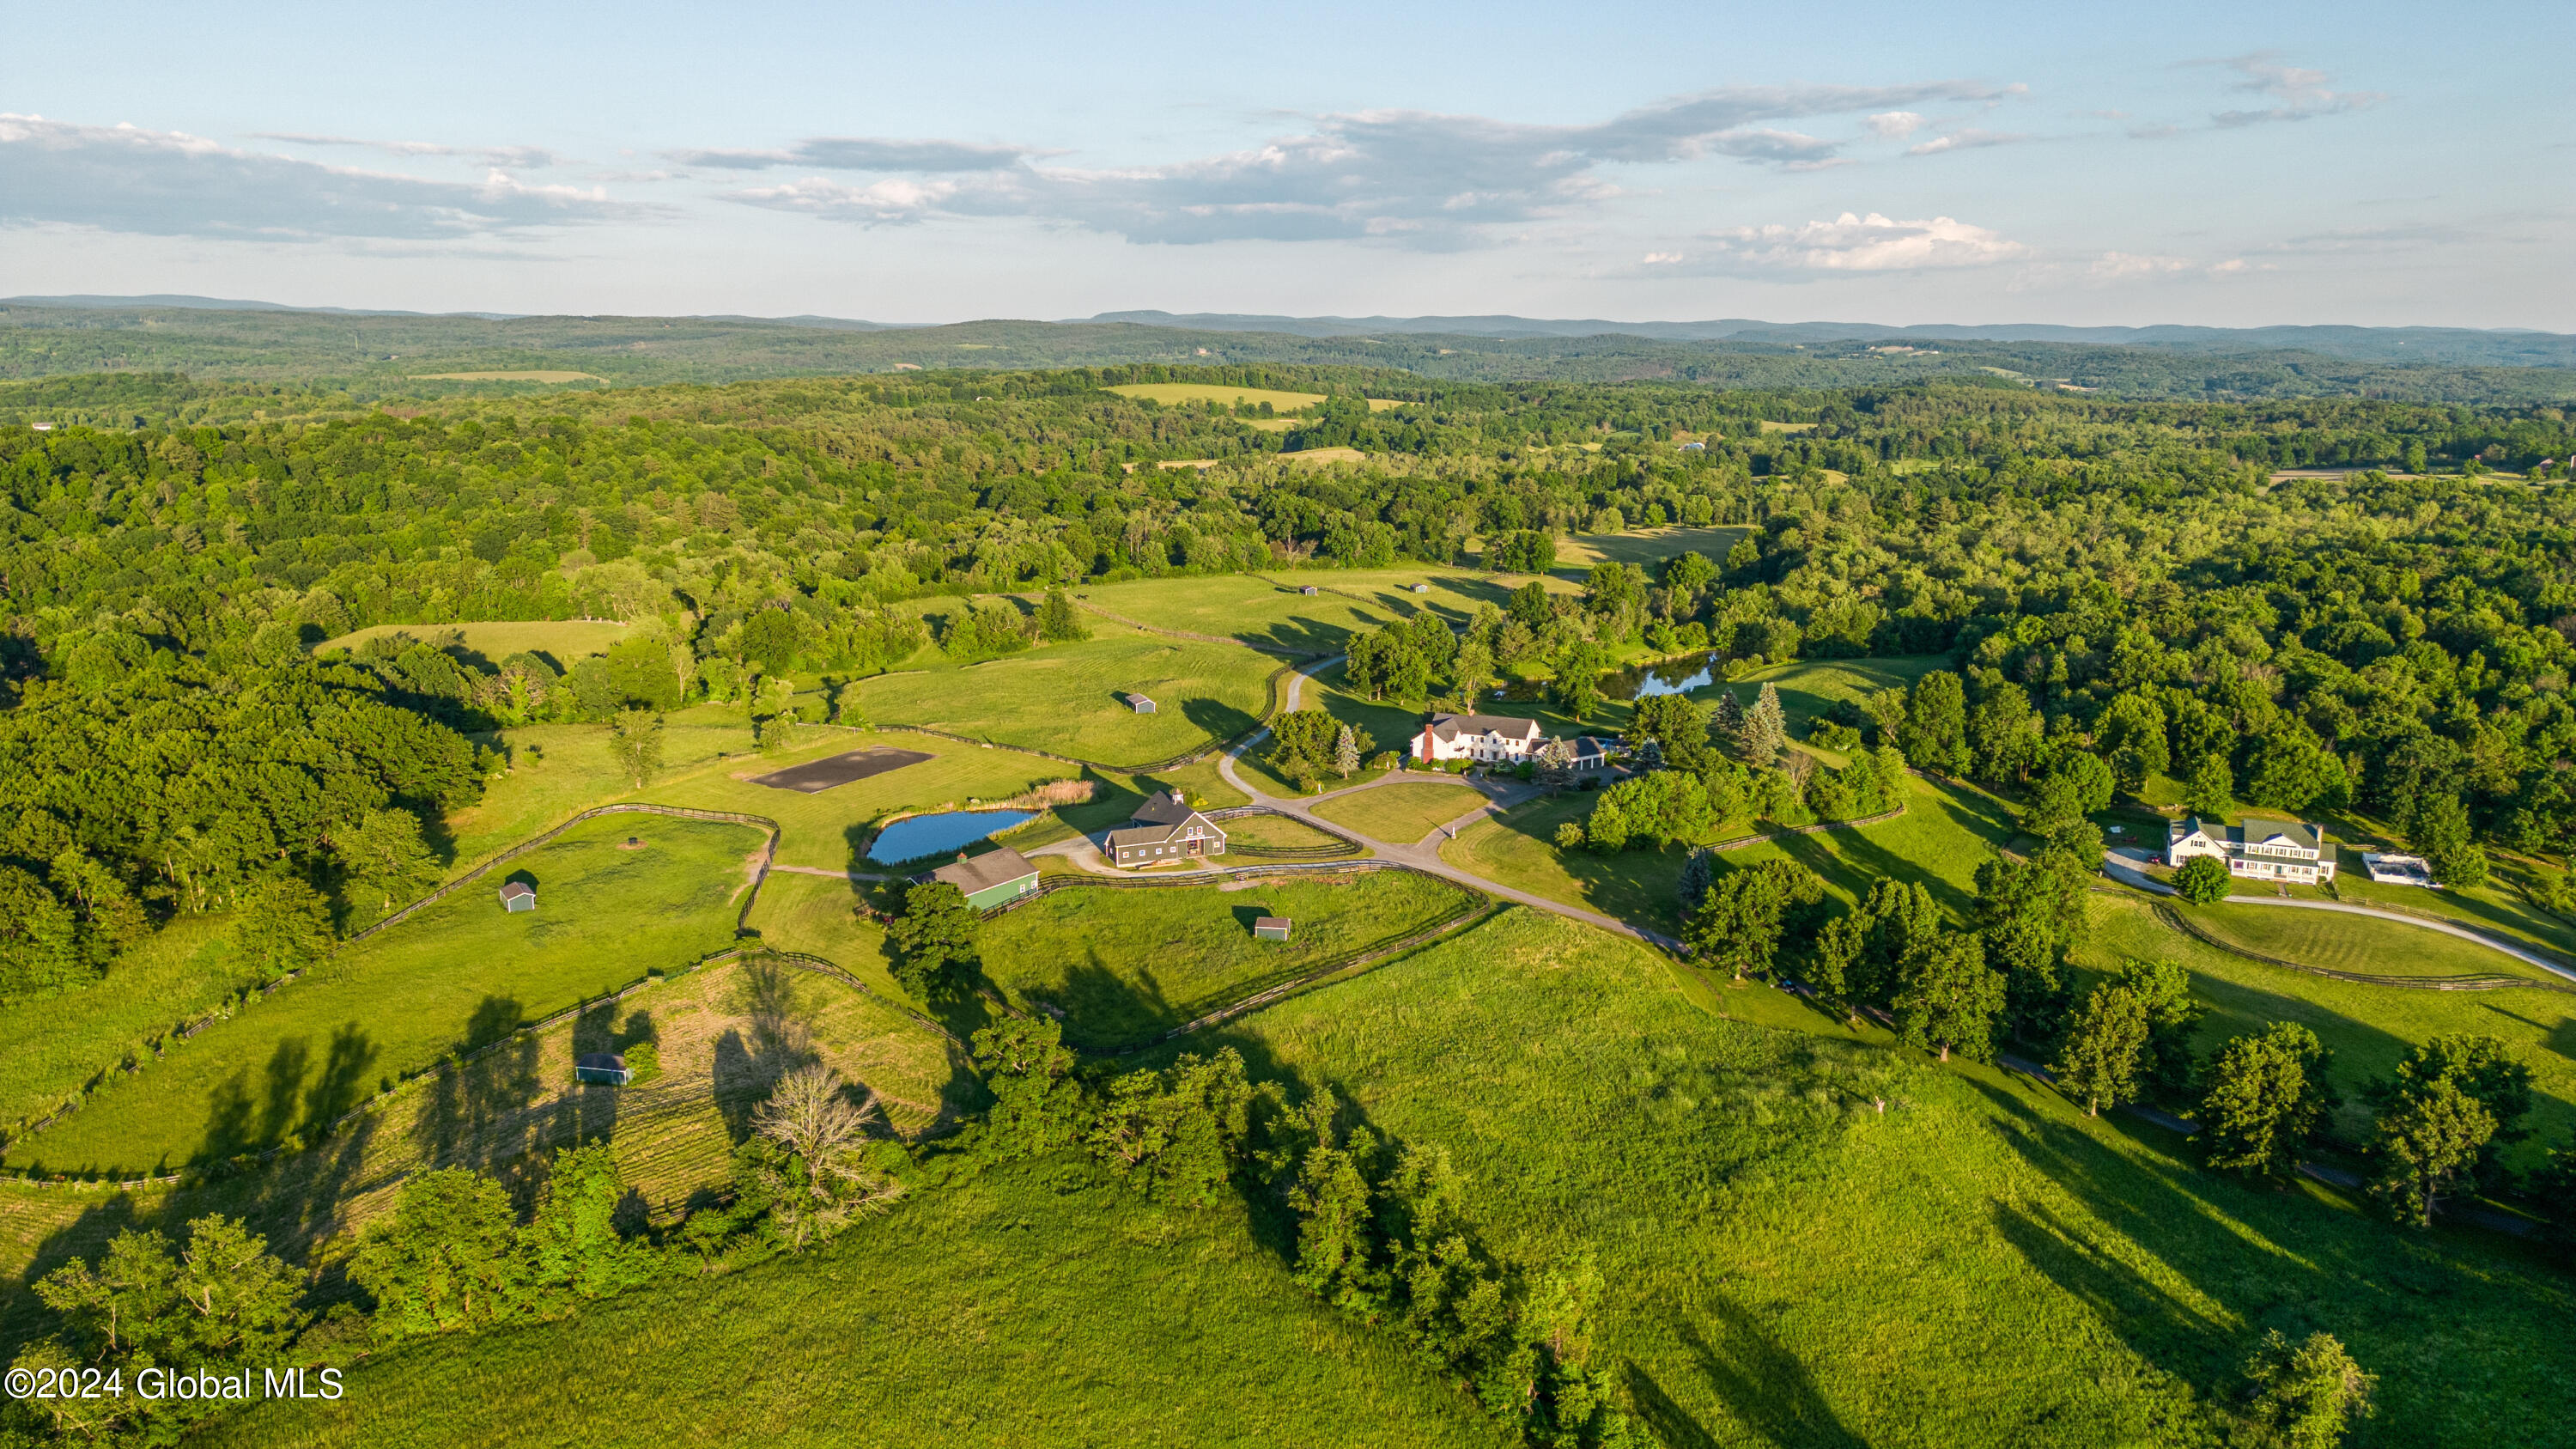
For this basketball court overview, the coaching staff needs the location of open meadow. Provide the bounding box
[3,815,766,1178]
[1546,525,1746,571]
[977,870,1475,1050]
[314,618,633,663]
[1104,381,1404,412]
[197,1154,1498,1449]
[1193,906,2576,1448]
[849,622,1279,765]
[1074,569,1513,656]
[0,914,242,1135]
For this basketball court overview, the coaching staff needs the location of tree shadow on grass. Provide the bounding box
[1630,1306,1869,1449]
[1181,695,1261,752]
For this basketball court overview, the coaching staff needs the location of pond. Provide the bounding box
[866,809,1038,865]
[1601,653,1717,702]
[1491,653,1722,706]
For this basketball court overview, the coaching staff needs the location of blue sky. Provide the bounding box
[5,0,2569,326]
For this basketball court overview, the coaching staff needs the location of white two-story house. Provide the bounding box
[2166,816,2340,884]
[1410,713,1608,770]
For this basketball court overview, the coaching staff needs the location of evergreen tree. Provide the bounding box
[1037,588,1090,642]
[1742,683,1788,767]
[1333,723,1361,780]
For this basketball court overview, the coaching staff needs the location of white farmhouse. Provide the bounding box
[1410,713,1610,770]
[2166,816,2339,884]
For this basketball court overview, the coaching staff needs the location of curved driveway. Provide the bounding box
[1067,653,1688,949]
[2101,848,2576,984]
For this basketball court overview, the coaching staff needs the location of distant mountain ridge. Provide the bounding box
[1085,311,2576,367]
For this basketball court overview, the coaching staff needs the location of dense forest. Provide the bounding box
[9,302,2576,404]
[2,366,2574,1005]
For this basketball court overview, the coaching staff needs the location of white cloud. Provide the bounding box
[252,131,561,169]
[1648,212,2031,275]
[2089,251,2193,278]
[1906,128,2033,156]
[669,137,1033,172]
[2205,53,2385,126]
[715,80,2017,247]
[1864,112,1928,139]
[0,114,647,240]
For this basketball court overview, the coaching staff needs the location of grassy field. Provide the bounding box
[978,871,1473,1050]
[2182,901,2573,985]
[1714,654,1951,731]
[1105,381,1403,412]
[1548,525,1746,570]
[1194,907,2576,1447]
[443,704,781,865]
[1442,771,2018,938]
[1310,782,1488,843]
[2077,895,2576,1163]
[315,618,634,662]
[1076,570,1534,658]
[0,954,969,1357]
[1283,446,1369,464]
[1221,812,1365,852]
[850,624,1279,765]
[198,1155,1498,1449]
[4,815,766,1177]
[0,913,243,1132]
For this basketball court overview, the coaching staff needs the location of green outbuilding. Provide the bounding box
[926,846,1042,910]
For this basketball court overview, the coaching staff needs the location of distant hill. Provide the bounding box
[1088,311,2576,368]
[3,299,2572,408]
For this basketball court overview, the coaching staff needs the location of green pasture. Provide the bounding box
[1073,570,1516,657]
[0,913,242,1132]
[2182,900,2572,986]
[2077,895,2576,1164]
[315,618,632,665]
[1219,811,1362,853]
[1105,381,1404,412]
[1714,654,1951,729]
[1546,525,1746,571]
[3,815,763,1178]
[1442,771,2015,938]
[850,624,1279,766]
[202,1156,1495,1449]
[0,955,969,1360]
[978,870,1473,1050]
[1196,907,2576,1447]
[446,703,769,866]
[1310,782,1488,843]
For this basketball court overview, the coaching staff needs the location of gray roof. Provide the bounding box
[1132,788,1199,826]
[927,846,1038,895]
[2171,816,2329,852]
[1426,713,1543,743]
[499,880,535,898]
[1255,916,1291,930]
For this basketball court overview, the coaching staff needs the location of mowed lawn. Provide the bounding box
[1196,907,2576,1448]
[4,816,765,1177]
[2181,900,2572,984]
[1442,771,2017,938]
[2077,895,2576,1164]
[1311,782,1489,843]
[1222,812,1366,853]
[978,871,1474,1050]
[200,1158,1498,1449]
[851,624,1279,765]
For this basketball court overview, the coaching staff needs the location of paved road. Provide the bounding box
[2101,848,2576,984]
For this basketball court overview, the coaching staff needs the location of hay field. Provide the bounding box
[315,618,631,662]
